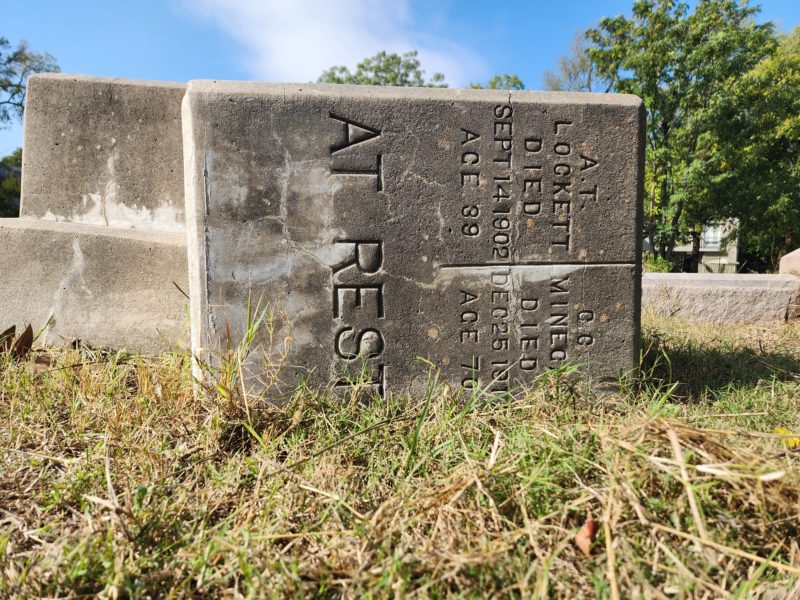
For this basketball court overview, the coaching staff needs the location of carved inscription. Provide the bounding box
[548,121,601,251]
[453,103,607,392]
[491,105,513,260]
[330,114,383,191]
[457,105,603,260]
[460,128,481,237]
[329,115,386,395]
[455,270,600,393]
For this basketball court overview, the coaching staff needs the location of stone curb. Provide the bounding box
[642,272,800,324]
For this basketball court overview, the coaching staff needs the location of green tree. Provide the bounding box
[318,50,446,87]
[470,73,525,90]
[543,31,607,92]
[691,27,800,268]
[0,38,56,217]
[0,147,21,217]
[1,37,59,127]
[586,0,776,266]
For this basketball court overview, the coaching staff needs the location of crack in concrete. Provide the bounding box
[44,235,91,344]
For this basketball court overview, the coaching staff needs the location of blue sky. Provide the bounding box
[2,0,799,156]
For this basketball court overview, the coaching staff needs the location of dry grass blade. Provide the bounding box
[0,325,15,353]
[666,428,713,561]
[0,315,797,597]
[651,523,800,575]
[603,495,620,600]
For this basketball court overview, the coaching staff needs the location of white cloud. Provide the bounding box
[179,0,484,86]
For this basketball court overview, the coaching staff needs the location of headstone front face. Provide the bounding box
[183,82,643,398]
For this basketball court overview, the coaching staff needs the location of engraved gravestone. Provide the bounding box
[183,82,643,398]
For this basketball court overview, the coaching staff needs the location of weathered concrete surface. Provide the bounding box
[4,74,191,352]
[21,74,185,232]
[184,82,644,398]
[0,218,188,352]
[642,273,800,324]
[780,248,800,277]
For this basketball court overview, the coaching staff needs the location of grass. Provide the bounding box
[0,314,799,598]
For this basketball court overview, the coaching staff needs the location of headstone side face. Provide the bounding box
[21,74,186,232]
[184,82,644,399]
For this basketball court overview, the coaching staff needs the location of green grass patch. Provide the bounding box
[0,315,798,597]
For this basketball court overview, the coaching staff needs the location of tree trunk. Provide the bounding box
[666,199,684,265]
[646,190,657,258]
[689,231,701,273]
[775,231,796,272]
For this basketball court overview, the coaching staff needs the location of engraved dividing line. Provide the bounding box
[439,261,636,269]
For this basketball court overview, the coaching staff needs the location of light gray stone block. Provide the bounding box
[642,273,800,324]
[21,74,186,232]
[183,82,644,398]
[0,218,188,353]
[779,248,800,277]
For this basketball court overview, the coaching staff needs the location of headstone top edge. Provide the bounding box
[184,80,643,108]
[0,217,187,245]
[643,272,800,287]
[28,73,186,90]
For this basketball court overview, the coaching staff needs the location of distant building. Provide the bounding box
[644,221,739,273]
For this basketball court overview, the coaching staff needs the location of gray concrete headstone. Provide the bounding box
[22,74,186,232]
[0,219,187,352]
[0,75,188,352]
[183,82,643,398]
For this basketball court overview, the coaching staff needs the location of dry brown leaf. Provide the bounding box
[11,324,33,360]
[575,517,599,556]
[0,325,15,354]
[33,355,55,376]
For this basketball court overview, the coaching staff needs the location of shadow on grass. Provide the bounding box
[641,329,800,398]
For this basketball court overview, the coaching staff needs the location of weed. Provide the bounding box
[0,316,797,597]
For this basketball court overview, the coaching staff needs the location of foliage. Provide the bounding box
[0,147,21,217]
[318,50,446,87]
[543,30,607,92]
[319,51,523,92]
[586,0,778,267]
[642,252,675,272]
[690,28,800,267]
[0,316,799,596]
[470,73,525,90]
[0,37,59,127]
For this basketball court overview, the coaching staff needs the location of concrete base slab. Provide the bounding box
[642,273,800,324]
[0,218,188,353]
